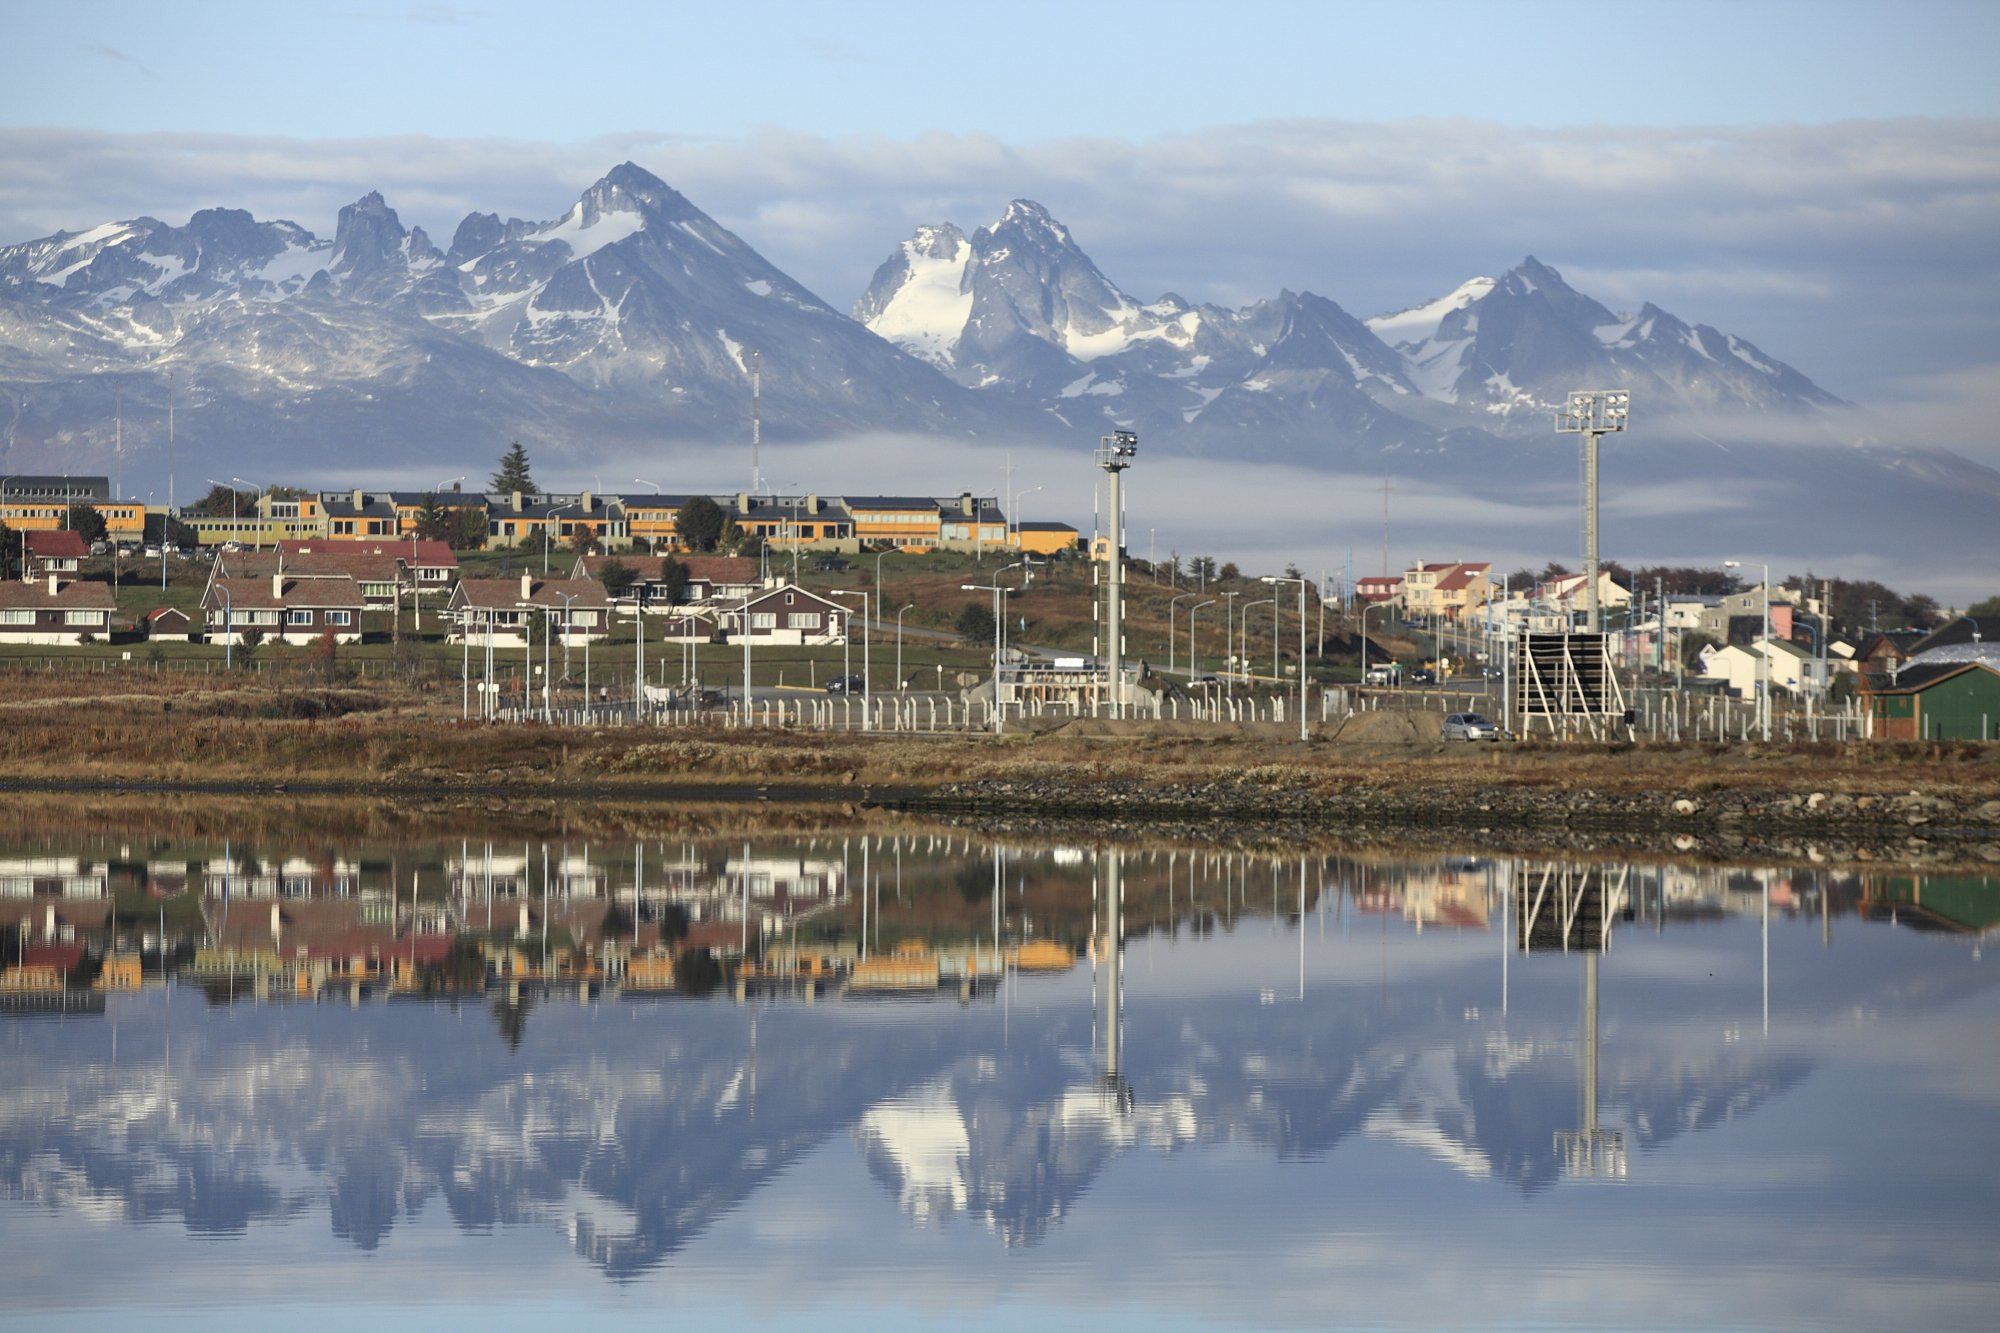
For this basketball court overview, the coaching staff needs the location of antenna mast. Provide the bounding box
[750,349,762,495]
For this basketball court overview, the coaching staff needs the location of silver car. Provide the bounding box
[1442,712,1502,741]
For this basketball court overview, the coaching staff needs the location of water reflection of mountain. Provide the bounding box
[1,848,1995,1276]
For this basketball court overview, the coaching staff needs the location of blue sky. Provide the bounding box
[5,0,1997,140]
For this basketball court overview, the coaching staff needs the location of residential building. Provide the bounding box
[843,496,944,549]
[571,553,765,611]
[1012,521,1080,557]
[447,573,612,647]
[21,530,87,585]
[183,492,327,548]
[1538,571,1634,620]
[319,490,397,539]
[935,494,1008,552]
[142,606,192,642]
[279,538,459,598]
[202,574,365,646]
[716,584,849,646]
[1401,561,1492,621]
[1698,587,1798,644]
[1907,615,2000,659]
[1356,575,1402,606]
[727,494,857,550]
[0,577,116,646]
[1701,637,1818,701]
[211,548,402,609]
[1863,647,2000,741]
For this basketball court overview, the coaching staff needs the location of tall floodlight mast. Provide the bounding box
[1554,390,1631,632]
[1095,430,1138,717]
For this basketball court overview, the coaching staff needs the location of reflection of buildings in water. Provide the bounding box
[1857,873,2000,938]
[0,856,109,899]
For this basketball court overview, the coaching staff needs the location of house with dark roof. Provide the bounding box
[1012,521,1080,557]
[1907,615,2000,660]
[717,584,849,646]
[447,572,612,646]
[0,576,117,646]
[1863,647,2000,741]
[571,553,766,610]
[201,574,365,645]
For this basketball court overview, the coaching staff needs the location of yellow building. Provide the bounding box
[1013,522,1080,557]
[185,494,326,548]
[844,496,944,549]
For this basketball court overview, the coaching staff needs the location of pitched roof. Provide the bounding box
[0,580,115,609]
[23,530,88,558]
[1869,660,2000,695]
[1015,521,1078,533]
[280,538,458,567]
[454,576,610,610]
[216,549,400,582]
[204,575,365,610]
[144,606,190,623]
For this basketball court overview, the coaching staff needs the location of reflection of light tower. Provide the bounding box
[1554,390,1631,632]
[1517,861,1627,1178]
[1099,848,1131,1110]
[1095,430,1137,717]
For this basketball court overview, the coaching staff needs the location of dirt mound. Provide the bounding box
[1330,709,1445,744]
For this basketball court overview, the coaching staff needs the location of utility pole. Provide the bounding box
[1555,390,1631,633]
[1377,478,1392,576]
[750,350,762,495]
[1097,430,1137,718]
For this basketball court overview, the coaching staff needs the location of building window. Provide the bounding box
[572,610,598,627]
[287,610,314,626]
[787,613,818,629]
[0,610,32,626]
[751,612,776,629]
[62,611,103,627]
[326,610,353,627]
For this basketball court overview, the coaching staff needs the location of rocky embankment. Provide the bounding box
[899,777,2000,865]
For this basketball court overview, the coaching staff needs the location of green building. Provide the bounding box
[1865,657,2000,741]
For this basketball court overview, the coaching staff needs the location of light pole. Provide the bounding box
[1224,590,1239,683]
[1242,599,1274,681]
[829,589,872,730]
[229,477,258,547]
[1554,390,1631,633]
[1095,429,1137,717]
[214,584,233,670]
[206,479,238,545]
[961,582,1009,735]
[735,592,754,722]
[1725,560,1772,741]
[1169,592,1199,677]
[1009,484,1042,546]
[895,603,914,690]
[1264,575,1310,740]
[1188,599,1215,683]
[1360,600,1390,685]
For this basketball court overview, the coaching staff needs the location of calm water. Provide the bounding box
[1,805,1996,1330]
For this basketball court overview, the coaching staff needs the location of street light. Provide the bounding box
[1554,390,1631,633]
[1263,575,1311,741]
[895,603,915,690]
[1188,599,1216,684]
[1010,483,1043,545]
[1169,592,1200,677]
[961,582,1010,735]
[632,477,662,494]
[1360,600,1392,686]
[1242,599,1275,681]
[1223,590,1239,683]
[1724,560,1772,741]
[828,588,873,729]
[1095,429,1137,717]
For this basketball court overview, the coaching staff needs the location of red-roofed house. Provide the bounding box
[22,529,88,586]
[1356,575,1402,607]
[280,538,459,597]
[143,606,192,642]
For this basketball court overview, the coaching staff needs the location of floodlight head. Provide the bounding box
[1556,389,1632,435]
[1095,428,1139,471]
[1723,560,1742,569]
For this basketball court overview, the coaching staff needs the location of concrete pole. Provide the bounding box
[1583,951,1599,1137]
[1106,466,1123,718]
[1102,849,1121,1082]
[1584,428,1602,634]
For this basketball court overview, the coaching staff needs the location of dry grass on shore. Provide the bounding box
[1,669,1996,804]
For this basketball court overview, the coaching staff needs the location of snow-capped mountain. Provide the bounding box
[1366,257,1846,425]
[0,163,1000,475]
[856,200,1428,457]
[2,166,1998,575]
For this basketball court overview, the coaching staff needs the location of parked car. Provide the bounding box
[825,674,865,695]
[1191,672,1220,685]
[1408,667,1437,685]
[811,556,849,572]
[1364,664,1399,686]
[1443,712,1502,742]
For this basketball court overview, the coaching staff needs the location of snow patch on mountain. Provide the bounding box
[1366,277,1494,348]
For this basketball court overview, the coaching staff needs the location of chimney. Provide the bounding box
[581,489,593,512]
[511,491,523,513]
[352,488,363,508]
[521,571,533,600]
[805,493,819,514]
[961,491,974,517]
[272,572,284,600]
[47,573,58,596]
[736,492,750,515]
[271,902,282,945]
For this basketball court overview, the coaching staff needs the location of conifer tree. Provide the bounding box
[492,441,536,493]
